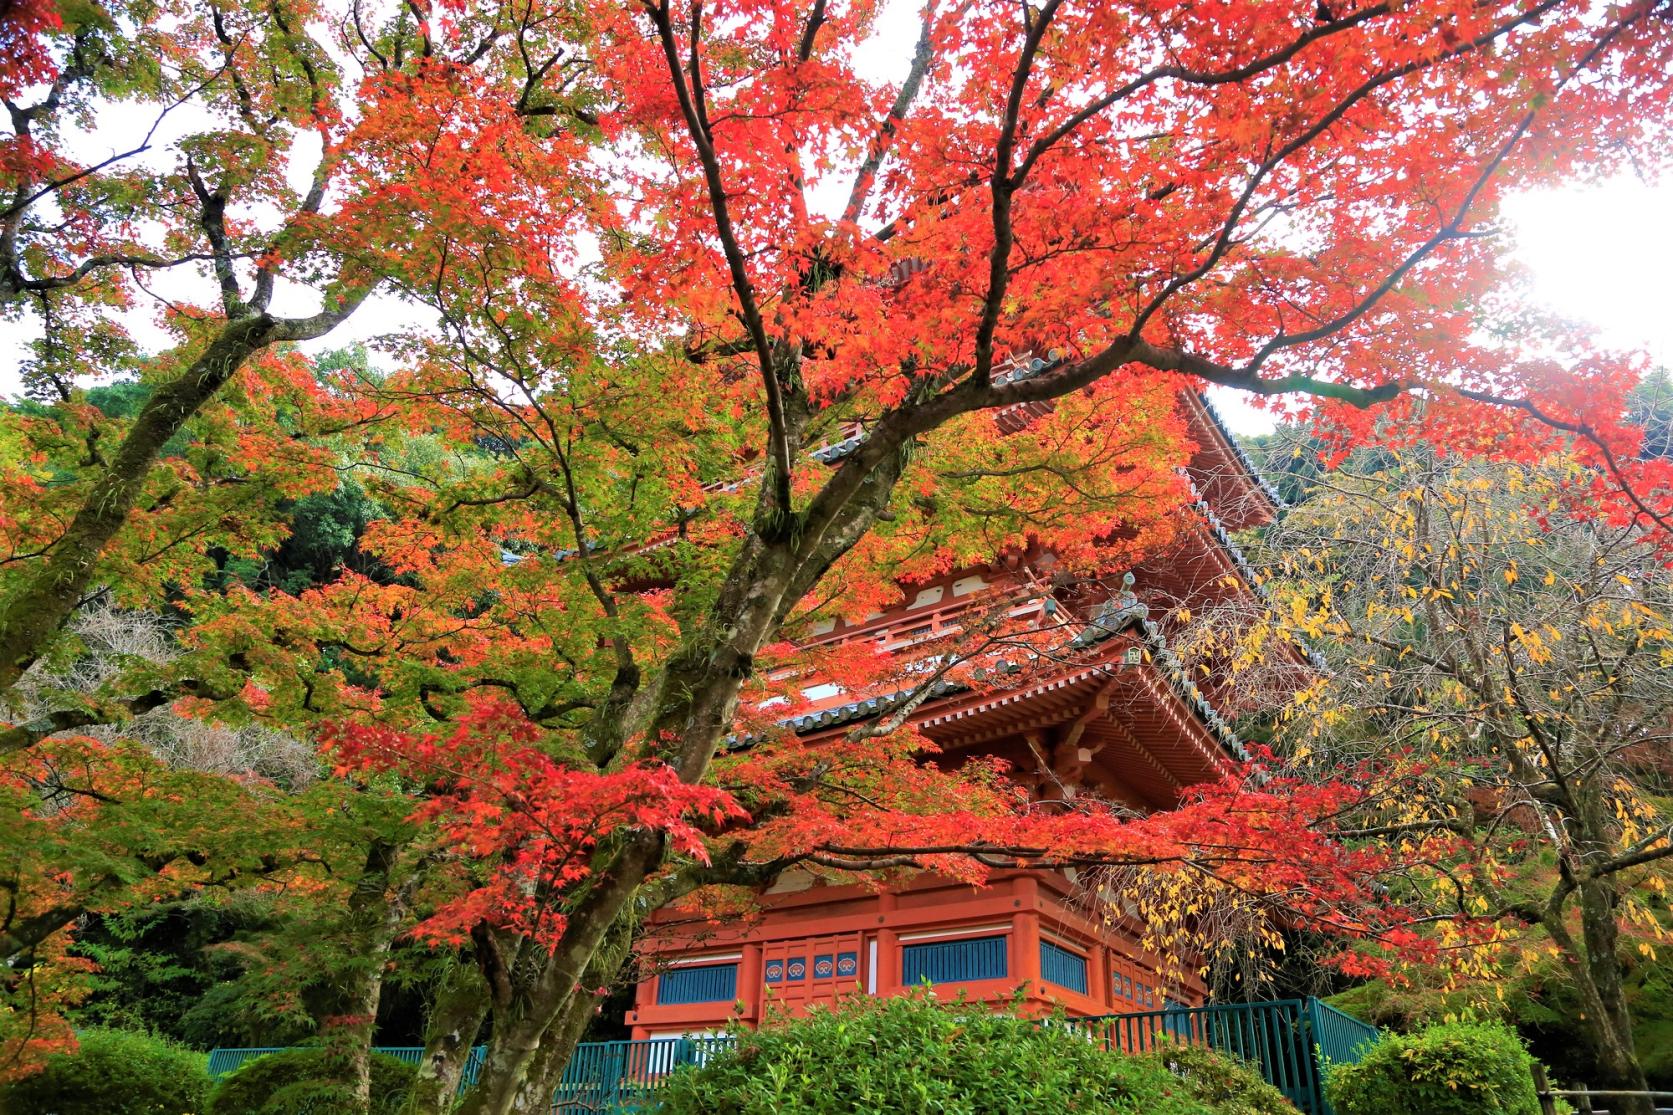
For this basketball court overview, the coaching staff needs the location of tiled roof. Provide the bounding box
[534,382,1263,564]
[1134,613,1248,761]
[807,356,1057,466]
[1195,391,1287,510]
[1187,486,1331,674]
[1073,593,1248,759]
[776,678,967,734]
[808,434,865,464]
[762,596,1248,761]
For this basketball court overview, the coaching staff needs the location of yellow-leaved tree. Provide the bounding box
[1252,442,1673,1110]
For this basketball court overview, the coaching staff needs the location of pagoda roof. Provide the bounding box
[769,597,1247,769]
[522,383,1278,567]
[1180,391,1284,532]
[1194,392,1287,510]
[1182,489,1328,675]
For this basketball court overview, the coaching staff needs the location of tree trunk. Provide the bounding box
[317,983,384,1114]
[457,580,785,1112]
[317,838,411,1112]
[504,913,639,1115]
[453,451,907,1114]
[505,990,605,1115]
[1575,878,1653,1115]
[0,316,277,700]
[456,832,664,1115]
[404,962,491,1115]
[1541,866,1653,1115]
[455,1018,546,1115]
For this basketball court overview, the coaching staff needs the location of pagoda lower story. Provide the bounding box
[627,870,1203,1040]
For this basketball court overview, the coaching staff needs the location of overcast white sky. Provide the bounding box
[1207,177,1673,436]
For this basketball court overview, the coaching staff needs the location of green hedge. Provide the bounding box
[205,1048,417,1115]
[1148,1041,1301,1115]
[1328,955,1673,1088]
[652,991,1295,1114]
[0,1028,209,1115]
[1325,1020,1542,1115]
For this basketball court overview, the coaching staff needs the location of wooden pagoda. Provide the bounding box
[624,391,1299,1040]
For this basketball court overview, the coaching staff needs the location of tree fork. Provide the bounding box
[463,452,918,1106]
[501,914,638,1115]
[456,831,666,1115]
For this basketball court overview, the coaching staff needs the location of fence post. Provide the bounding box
[1299,998,1323,1115]
[1532,1063,1559,1115]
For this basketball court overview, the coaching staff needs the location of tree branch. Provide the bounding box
[643,0,796,520]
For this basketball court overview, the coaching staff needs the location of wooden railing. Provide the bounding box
[1532,1065,1673,1114]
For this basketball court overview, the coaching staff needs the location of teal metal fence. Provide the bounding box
[208,997,1377,1114]
[205,1044,488,1087]
[1307,997,1382,1068]
[551,1037,731,1112]
[1066,997,1379,1115]
[205,1046,287,1078]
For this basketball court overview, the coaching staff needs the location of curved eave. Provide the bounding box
[1187,496,1330,674]
[1182,392,1284,531]
[774,605,1247,777]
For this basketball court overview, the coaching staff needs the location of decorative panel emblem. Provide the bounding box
[765,961,784,984]
[836,952,858,977]
[786,957,806,980]
[814,955,834,978]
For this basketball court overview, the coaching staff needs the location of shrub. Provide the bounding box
[1326,955,1673,1090]
[205,1048,417,1115]
[1325,1020,1542,1115]
[0,1028,209,1115]
[1137,1041,1297,1115]
[651,991,1296,1114]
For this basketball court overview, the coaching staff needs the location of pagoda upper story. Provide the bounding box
[751,388,1300,792]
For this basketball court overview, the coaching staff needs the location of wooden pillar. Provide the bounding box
[874,893,899,995]
[737,943,763,1025]
[628,977,653,1040]
[1012,878,1041,1004]
[1532,1064,1559,1115]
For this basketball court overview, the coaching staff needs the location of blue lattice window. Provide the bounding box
[656,962,739,1005]
[1040,940,1089,994]
[900,935,1008,985]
